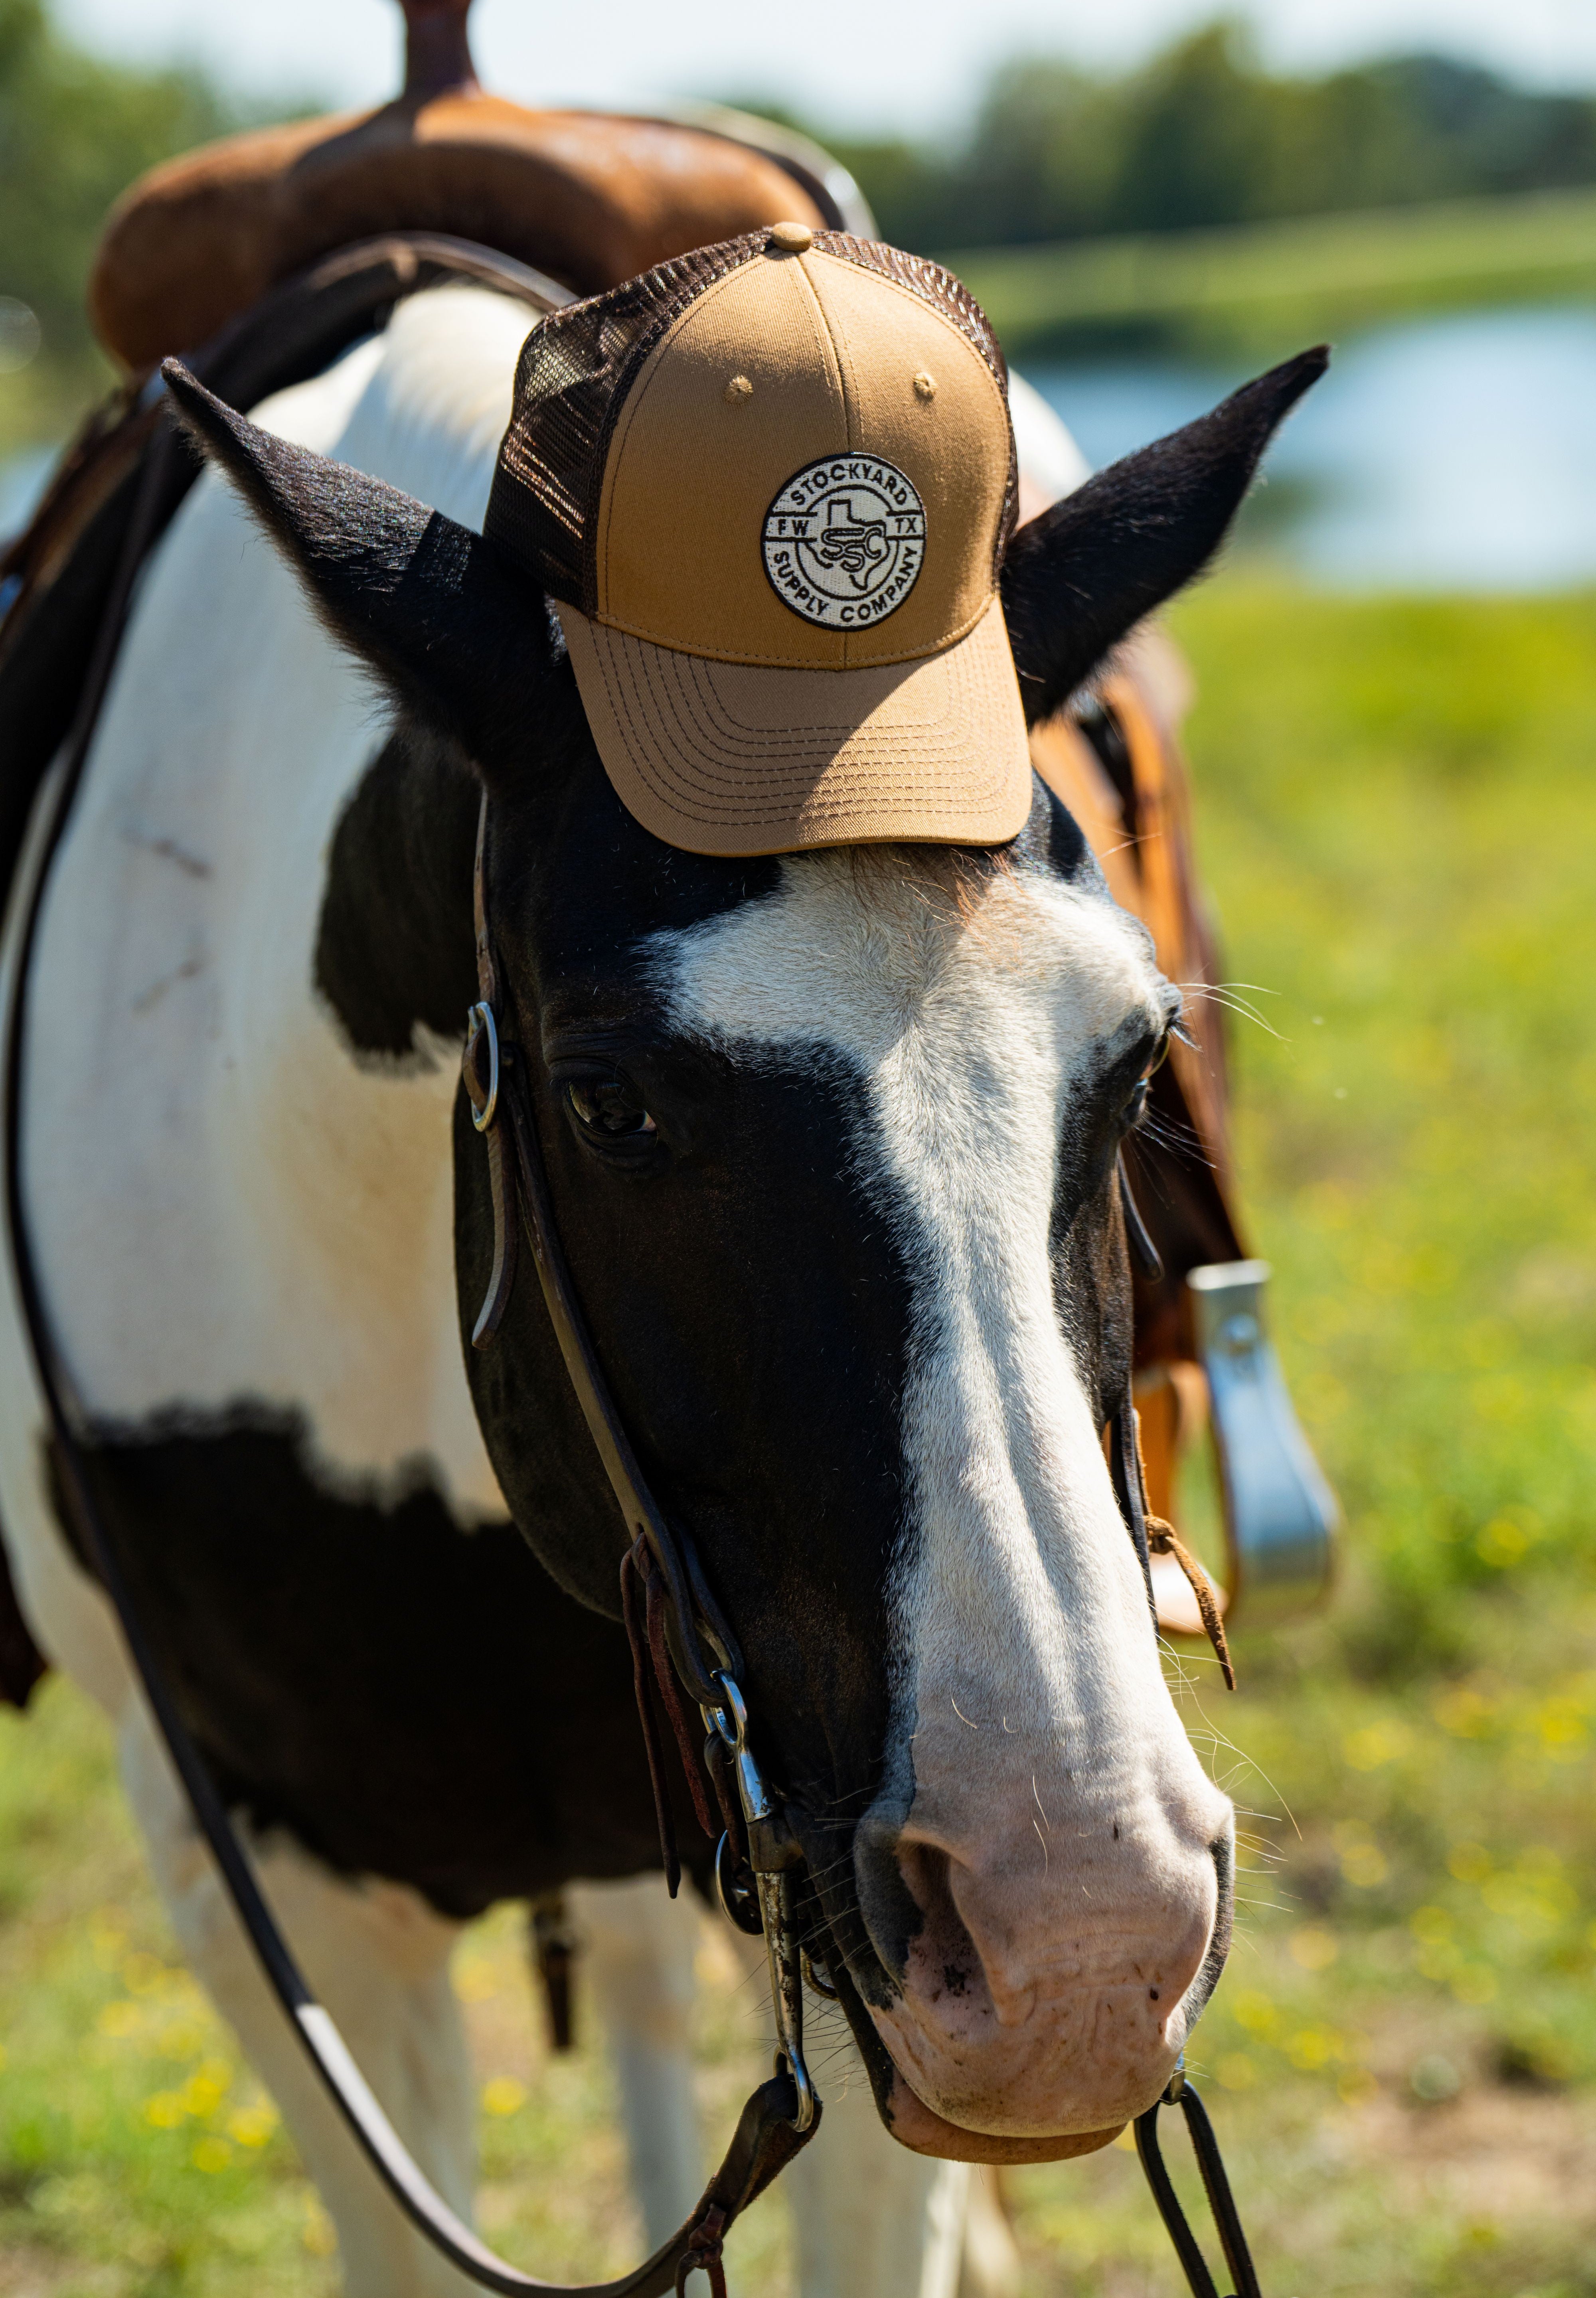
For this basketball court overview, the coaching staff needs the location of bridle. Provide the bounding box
[455,786,1258,2295]
[459,787,820,2154]
[0,235,1266,2298]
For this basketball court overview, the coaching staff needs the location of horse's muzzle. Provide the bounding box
[842,1806,1235,2146]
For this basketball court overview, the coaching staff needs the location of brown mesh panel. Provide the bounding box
[485,236,768,611]
[484,230,1017,614]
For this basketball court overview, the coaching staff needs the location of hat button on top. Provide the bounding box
[766,220,813,253]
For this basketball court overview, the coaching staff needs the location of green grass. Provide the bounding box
[944,186,1596,355]
[5,583,1596,2292]
[1012,581,1596,2296]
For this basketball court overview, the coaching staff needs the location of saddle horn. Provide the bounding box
[398,0,479,102]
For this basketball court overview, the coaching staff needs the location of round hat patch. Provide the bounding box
[762,456,926,630]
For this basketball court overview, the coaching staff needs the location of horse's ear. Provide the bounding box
[1000,347,1327,726]
[160,360,553,768]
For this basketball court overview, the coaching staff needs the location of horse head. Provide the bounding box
[161,298,1321,2160]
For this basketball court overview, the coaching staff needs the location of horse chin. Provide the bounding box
[823,1921,1126,2161]
[881,2065,1123,2164]
[819,1913,1135,2162]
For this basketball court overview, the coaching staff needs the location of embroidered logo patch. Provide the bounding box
[762,457,926,630]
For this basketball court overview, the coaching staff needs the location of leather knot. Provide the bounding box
[1146,1514,1237,1692]
[620,1534,717,1897]
[676,2203,729,2297]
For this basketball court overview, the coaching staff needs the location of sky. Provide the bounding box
[54,0,1596,138]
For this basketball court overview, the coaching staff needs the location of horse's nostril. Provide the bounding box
[897,1841,959,1936]
[852,1810,924,1988]
[895,1841,1003,2016]
[1173,1828,1236,2039]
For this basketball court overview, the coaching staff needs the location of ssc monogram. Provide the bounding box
[762,457,926,630]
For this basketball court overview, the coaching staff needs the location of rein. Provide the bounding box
[2,238,1265,2298]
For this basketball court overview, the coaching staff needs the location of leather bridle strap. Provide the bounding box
[1110,1376,1235,1690]
[465,796,739,1712]
[461,797,822,2135]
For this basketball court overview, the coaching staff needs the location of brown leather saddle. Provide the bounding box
[89,93,836,376]
[84,0,861,373]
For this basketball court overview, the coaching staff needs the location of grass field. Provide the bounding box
[945,186,1596,356]
[4,580,1596,2294]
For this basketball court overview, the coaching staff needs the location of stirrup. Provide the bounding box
[1189,1261,1337,1618]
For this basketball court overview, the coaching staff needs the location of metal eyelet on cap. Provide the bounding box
[767,221,813,253]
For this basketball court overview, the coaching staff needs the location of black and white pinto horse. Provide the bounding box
[0,280,1319,2295]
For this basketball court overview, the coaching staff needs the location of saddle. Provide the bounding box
[89,95,827,376]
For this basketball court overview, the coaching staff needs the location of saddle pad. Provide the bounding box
[1030,654,1232,1194]
[89,94,824,373]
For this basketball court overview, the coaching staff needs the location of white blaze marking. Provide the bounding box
[655,848,1229,2099]
[654,851,1182,1739]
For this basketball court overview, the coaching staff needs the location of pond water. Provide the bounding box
[1028,302,1596,592]
[0,445,53,543]
[6,304,1596,591]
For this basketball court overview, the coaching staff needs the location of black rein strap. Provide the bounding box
[1136,2076,1263,2298]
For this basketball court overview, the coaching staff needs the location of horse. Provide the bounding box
[0,246,1321,2295]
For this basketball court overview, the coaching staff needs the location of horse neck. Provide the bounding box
[17,302,523,1520]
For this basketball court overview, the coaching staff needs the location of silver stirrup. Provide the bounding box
[1189,1260,1338,1619]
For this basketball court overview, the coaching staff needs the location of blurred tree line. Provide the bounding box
[791,20,1596,250]
[4,0,1596,390]
[0,0,241,390]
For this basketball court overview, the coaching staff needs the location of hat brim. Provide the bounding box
[558,595,1033,859]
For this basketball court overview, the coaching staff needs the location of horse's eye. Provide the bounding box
[1122,1029,1172,1127]
[565,1079,658,1139]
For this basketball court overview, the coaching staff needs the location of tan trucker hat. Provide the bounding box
[483,226,1033,857]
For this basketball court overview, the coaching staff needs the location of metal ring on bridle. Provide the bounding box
[466,999,499,1132]
[708,1672,749,1747]
[778,2048,818,2135]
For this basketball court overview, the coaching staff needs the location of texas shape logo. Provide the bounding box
[762,456,926,630]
